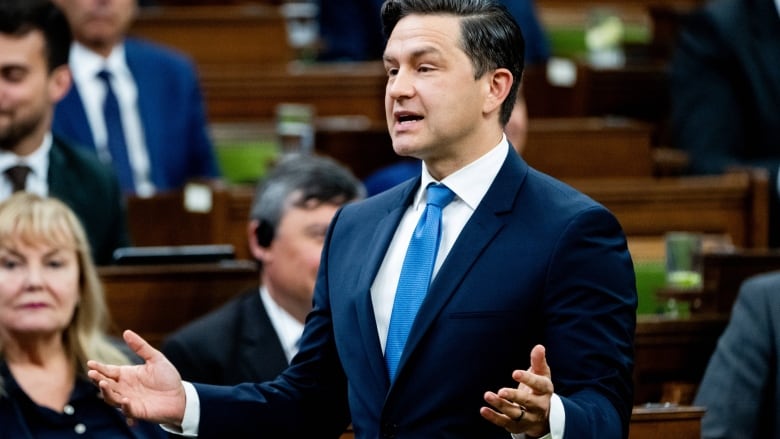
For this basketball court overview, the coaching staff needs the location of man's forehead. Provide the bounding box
[384,14,464,56]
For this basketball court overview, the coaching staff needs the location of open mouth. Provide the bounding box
[396,113,423,125]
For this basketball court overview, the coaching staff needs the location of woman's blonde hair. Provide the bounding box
[0,193,130,379]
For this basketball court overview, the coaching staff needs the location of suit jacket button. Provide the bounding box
[381,422,398,438]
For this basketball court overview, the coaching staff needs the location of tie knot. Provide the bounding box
[5,165,31,193]
[96,69,112,83]
[426,183,455,208]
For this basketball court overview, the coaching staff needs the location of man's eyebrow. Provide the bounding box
[384,46,442,64]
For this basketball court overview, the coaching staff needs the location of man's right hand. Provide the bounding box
[87,329,187,426]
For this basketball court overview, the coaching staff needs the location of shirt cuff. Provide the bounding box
[511,393,565,439]
[160,381,200,437]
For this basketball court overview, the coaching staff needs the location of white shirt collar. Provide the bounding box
[415,134,510,212]
[69,41,129,82]
[258,286,305,363]
[775,0,780,19]
[0,133,52,197]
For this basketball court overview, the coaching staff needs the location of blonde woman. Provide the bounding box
[0,193,165,438]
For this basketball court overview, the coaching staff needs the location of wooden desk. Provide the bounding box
[567,170,770,249]
[524,117,655,179]
[338,405,705,439]
[633,314,727,405]
[629,405,705,439]
[99,261,258,348]
[130,5,293,67]
[701,249,780,314]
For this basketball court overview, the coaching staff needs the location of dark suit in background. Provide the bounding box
[193,150,637,438]
[52,38,220,192]
[162,289,288,386]
[694,271,780,438]
[49,136,129,265]
[669,0,780,242]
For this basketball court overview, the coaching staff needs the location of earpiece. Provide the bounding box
[255,219,275,248]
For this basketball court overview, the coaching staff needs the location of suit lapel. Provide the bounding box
[392,152,527,384]
[53,86,96,149]
[237,291,289,381]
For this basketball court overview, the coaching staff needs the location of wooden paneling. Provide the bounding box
[524,117,654,178]
[100,261,258,348]
[199,62,387,122]
[634,314,727,405]
[567,170,770,249]
[629,405,705,439]
[130,5,293,67]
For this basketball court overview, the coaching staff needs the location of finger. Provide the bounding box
[87,360,120,380]
[96,378,126,406]
[484,390,527,419]
[512,369,554,396]
[529,344,550,378]
[123,329,161,363]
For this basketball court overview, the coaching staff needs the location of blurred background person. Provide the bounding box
[694,270,780,438]
[0,0,128,265]
[51,0,221,196]
[0,192,166,438]
[162,154,364,385]
[669,0,780,244]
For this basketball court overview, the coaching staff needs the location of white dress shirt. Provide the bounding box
[69,42,155,196]
[0,133,51,198]
[259,286,305,363]
[175,137,564,439]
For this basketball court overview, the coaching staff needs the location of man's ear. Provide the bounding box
[49,64,72,103]
[247,220,273,261]
[482,68,513,116]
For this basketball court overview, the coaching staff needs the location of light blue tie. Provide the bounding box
[97,69,135,193]
[385,183,455,382]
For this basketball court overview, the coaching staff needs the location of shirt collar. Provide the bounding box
[415,135,510,211]
[70,41,129,82]
[0,133,52,178]
[258,286,304,361]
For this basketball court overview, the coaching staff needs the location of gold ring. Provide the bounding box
[514,405,526,422]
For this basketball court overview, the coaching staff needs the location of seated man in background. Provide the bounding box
[669,0,780,244]
[51,0,220,196]
[162,154,364,385]
[0,0,128,265]
[694,271,780,438]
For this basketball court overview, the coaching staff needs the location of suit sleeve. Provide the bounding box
[543,205,637,439]
[694,274,775,438]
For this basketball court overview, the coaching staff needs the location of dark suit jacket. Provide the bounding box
[670,0,780,180]
[161,288,289,386]
[48,136,129,265]
[694,271,780,438]
[52,38,219,192]
[193,150,637,438]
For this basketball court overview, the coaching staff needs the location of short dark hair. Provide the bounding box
[249,153,365,241]
[381,0,524,126]
[0,0,71,72]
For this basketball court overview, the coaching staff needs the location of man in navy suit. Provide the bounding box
[50,0,219,196]
[161,154,364,386]
[88,1,637,438]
